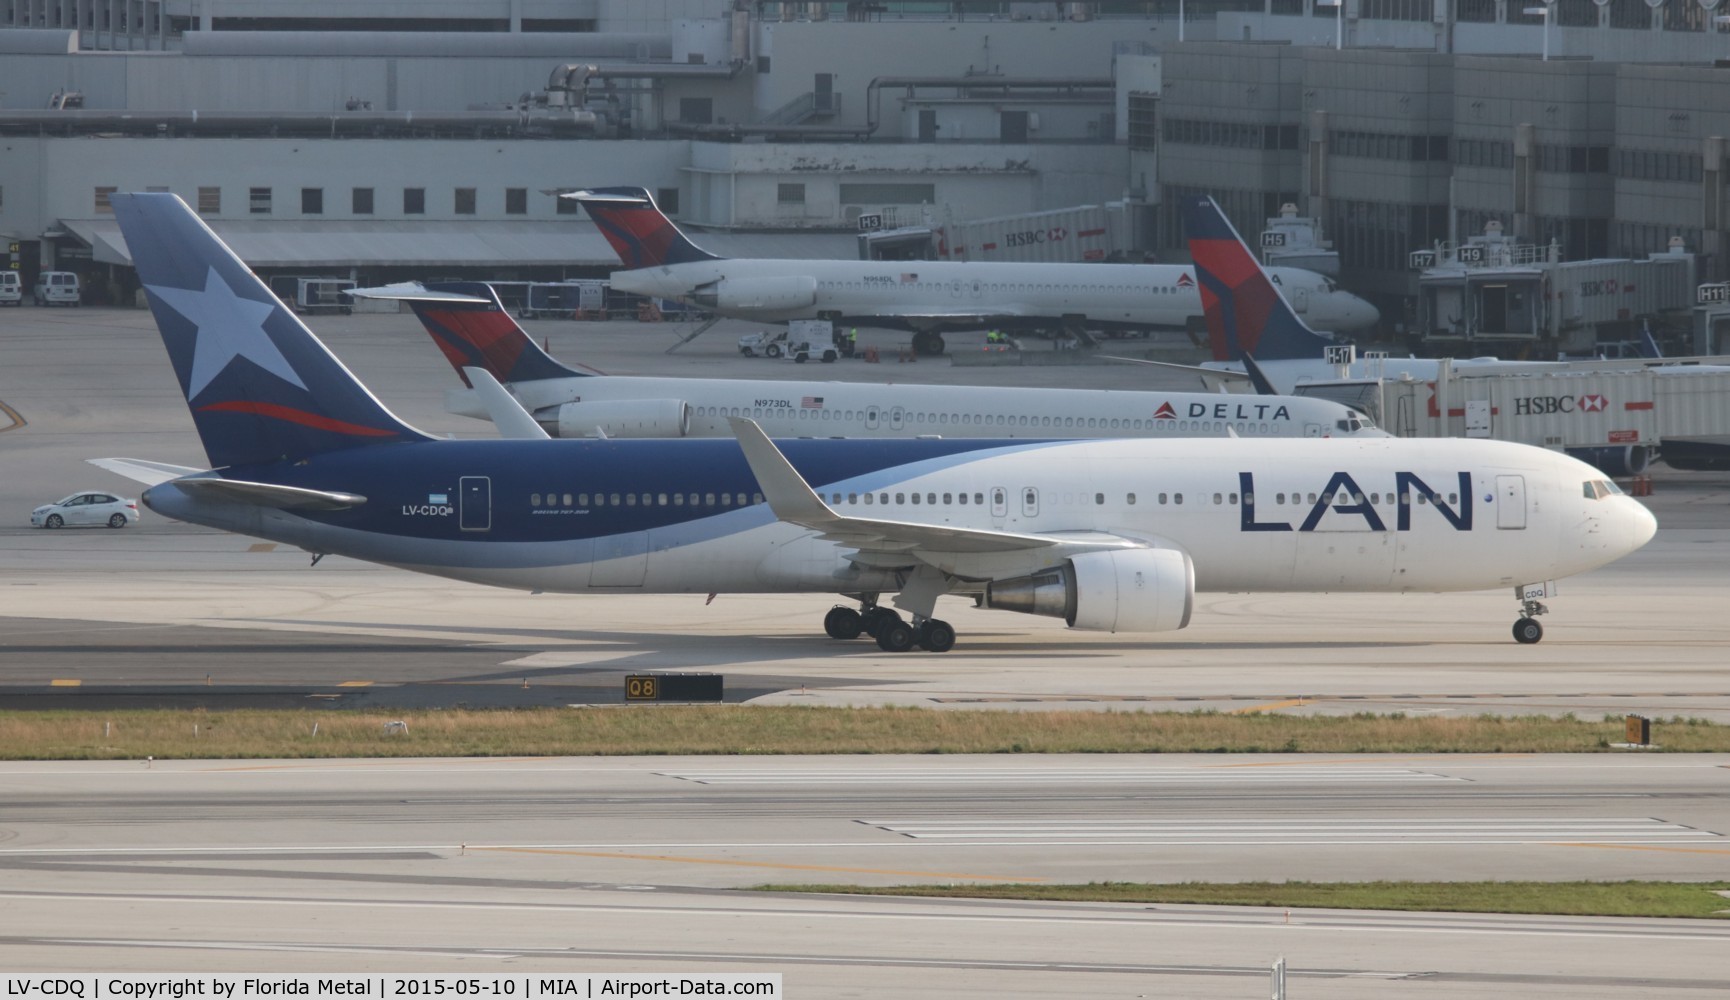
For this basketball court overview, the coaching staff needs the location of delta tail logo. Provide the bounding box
[1153,401,1179,420]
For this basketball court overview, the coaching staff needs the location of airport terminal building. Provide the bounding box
[1,0,1728,335]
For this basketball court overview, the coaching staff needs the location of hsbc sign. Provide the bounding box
[1514,393,1607,416]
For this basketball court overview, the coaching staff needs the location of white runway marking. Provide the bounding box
[657,766,1464,785]
[858,816,1722,844]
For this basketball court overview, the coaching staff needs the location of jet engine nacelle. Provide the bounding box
[691,276,818,312]
[538,399,691,438]
[982,547,1194,633]
[1566,444,1652,478]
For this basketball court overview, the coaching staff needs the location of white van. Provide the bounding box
[34,271,81,306]
[0,271,21,306]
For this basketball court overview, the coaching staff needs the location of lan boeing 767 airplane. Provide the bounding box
[94,192,1651,652]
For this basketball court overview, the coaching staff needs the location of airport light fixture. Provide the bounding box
[1523,3,1555,62]
[1318,0,1343,50]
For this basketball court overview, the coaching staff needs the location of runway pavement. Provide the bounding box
[2,754,1729,994]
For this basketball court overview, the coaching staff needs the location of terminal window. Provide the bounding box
[778,183,806,204]
[197,187,221,215]
[455,187,477,215]
[403,188,425,215]
[94,186,117,214]
[506,188,527,215]
[301,188,323,215]
[249,187,272,214]
[353,188,374,215]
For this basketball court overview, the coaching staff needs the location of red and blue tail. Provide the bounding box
[1181,195,1336,363]
[570,187,720,269]
[409,282,590,387]
[111,192,431,469]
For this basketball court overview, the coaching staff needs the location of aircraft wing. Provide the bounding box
[857,305,1038,322]
[347,282,492,304]
[729,417,1144,575]
[461,367,551,440]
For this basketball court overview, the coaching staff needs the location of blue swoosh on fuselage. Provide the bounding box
[220,437,1069,546]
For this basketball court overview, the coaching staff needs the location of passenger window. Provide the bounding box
[563,493,572,506]
[530,493,541,506]
[753,493,764,505]
[1213,493,1223,505]
[910,493,920,505]
[610,493,621,505]
[1095,493,1104,505]
[1127,493,1136,505]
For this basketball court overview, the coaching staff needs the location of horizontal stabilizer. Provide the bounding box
[348,282,492,304]
[171,477,368,510]
[87,457,207,486]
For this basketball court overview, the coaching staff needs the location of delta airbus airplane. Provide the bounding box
[97,192,1654,652]
[571,187,1379,356]
[361,280,1377,441]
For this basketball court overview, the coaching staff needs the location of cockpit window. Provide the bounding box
[1582,479,1622,500]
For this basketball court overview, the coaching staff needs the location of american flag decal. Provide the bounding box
[801,396,825,408]
[900,272,919,283]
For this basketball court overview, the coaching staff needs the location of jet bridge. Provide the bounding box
[1412,223,1695,357]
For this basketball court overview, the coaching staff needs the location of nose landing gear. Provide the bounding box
[1512,586,1550,644]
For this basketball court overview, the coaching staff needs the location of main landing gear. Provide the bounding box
[1512,589,1549,645]
[823,601,956,653]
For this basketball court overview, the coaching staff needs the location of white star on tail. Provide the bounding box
[147,267,305,399]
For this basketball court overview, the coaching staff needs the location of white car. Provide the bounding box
[31,491,139,529]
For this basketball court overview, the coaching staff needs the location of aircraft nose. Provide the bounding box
[1623,498,1658,554]
[1347,296,1381,331]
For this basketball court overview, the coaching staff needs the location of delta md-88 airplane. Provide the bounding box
[571,187,1379,357]
[97,193,1653,652]
[361,280,1378,441]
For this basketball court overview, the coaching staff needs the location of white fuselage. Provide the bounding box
[609,257,1380,334]
[153,437,1656,609]
[454,374,1380,440]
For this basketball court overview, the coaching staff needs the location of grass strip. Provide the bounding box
[1,706,1726,760]
[751,880,1730,919]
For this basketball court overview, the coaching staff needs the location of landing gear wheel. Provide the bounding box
[824,605,863,640]
[912,331,946,356]
[1512,617,1543,644]
[107,513,128,528]
[915,619,956,653]
[861,607,903,638]
[875,620,916,653]
[44,514,63,528]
